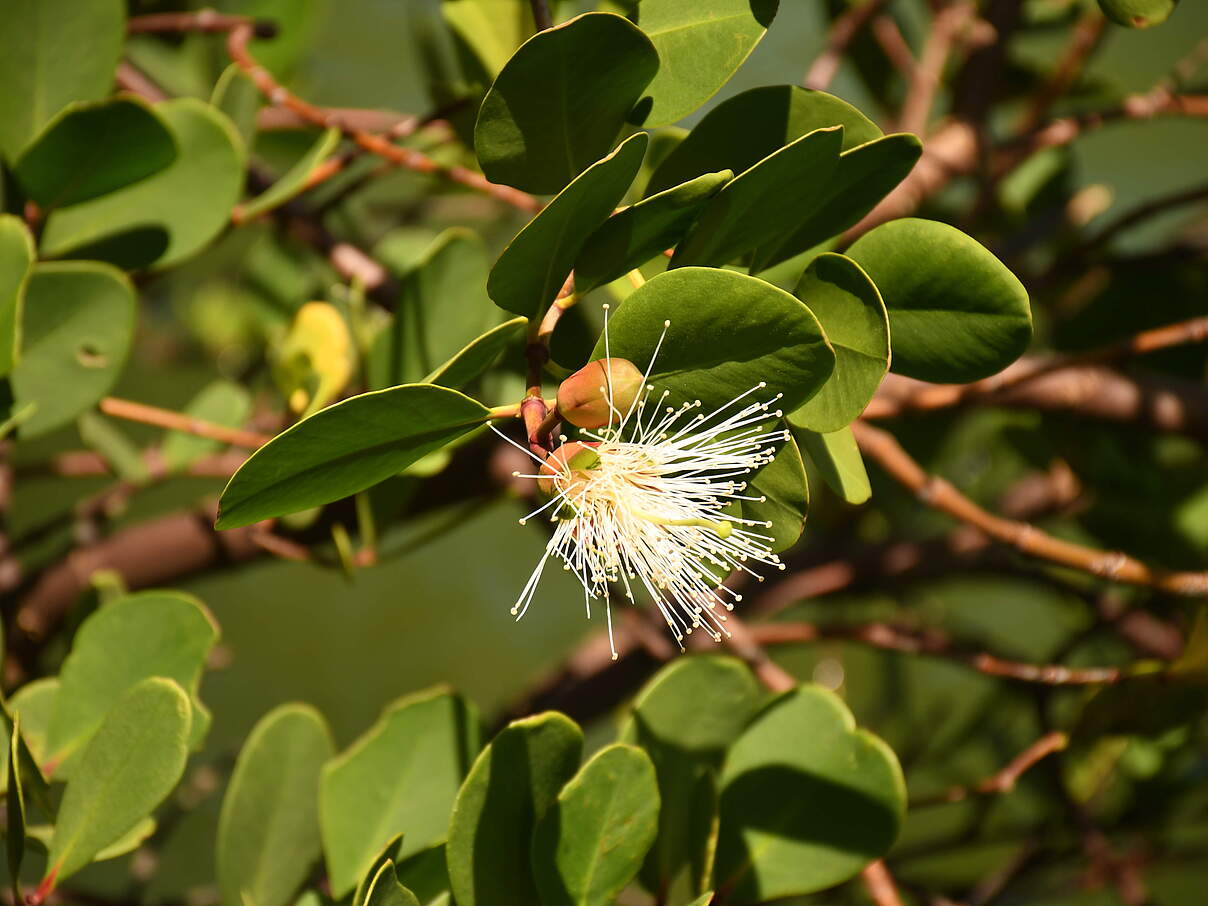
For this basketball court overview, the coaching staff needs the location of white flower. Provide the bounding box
[495,308,789,658]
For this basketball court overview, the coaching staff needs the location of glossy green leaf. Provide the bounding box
[635,744,717,904]
[8,261,135,438]
[589,267,834,414]
[443,0,534,77]
[447,712,583,906]
[636,0,778,126]
[0,0,125,160]
[0,215,35,376]
[27,817,156,862]
[573,170,732,293]
[41,98,246,269]
[423,317,527,389]
[13,98,176,209]
[1098,0,1178,27]
[239,127,341,221]
[370,229,497,388]
[787,253,889,432]
[47,590,218,771]
[47,678,191,883]
[161,380,254,472]
[631,656,764,753]
[8,679,58,771]
[488,132,647,318]
[475,12,657,194]
[364,861,421,906]
[7,713,27,905]
[532,744,659,906]
[733,431,809,553]
[646,85,881,196]
[751,133,922,272]
[321,688,480,897]
[846,218,1032,383]
[792,423,871,505]
[391,845,451,905]
[671,127,844,268]
[216,384,490,529]
[713,685,905,901]
[352,835,405,906]
[218,704,335,906]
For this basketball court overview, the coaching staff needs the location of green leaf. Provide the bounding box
[447,712,584,906]
[631,656,764,753]
[40,98,246,269]
[46,590,218,771]
[687,894,714,906]
[8,261,135,438]
[475,12,658,194]
[218,704,335,906]
[369,229,497,388]
[47,677,191,884]
[321,688,480,897]
[239,127,341,221]
[791,423,871,505]
[13,98,177,209]
[8,679,59,772]
[364,861,421,906]
[589,267,834,414]
[732,431,809,553]
[751,133,922,272]
[27,817,157,862]
[211,63,262,147]
[423,318,528,389]
[487,132,647,319]
[787,253,889,433]
[713,685,905,901]
[845,218,1032,383]
[161,380,253,472]
[7,713,27,905]
[573,170,732,293]
[0,215,35,376]
[1098,0,1178,28]
[442,0,534,77]
[646,85,881,196]
[636,0,778,126]
[352,835,406,906]
[0,0,125,160]
[216,384,490,529]
[670,127,844,268]
[532,744,659,906]
[635,746,716,904]
[78,412,150,484]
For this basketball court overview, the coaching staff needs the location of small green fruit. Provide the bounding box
[556,358,644,429]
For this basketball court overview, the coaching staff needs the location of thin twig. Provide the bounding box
[910,731,1069,807]
[861,860,908,906]
[804,0,889,91]
[99,398,271,449]
[529,0,553,32]
[127,9,276,37]
[1016,9,1108,134]
[898,1,978,135]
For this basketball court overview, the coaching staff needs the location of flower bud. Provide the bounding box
[556,358,644,429]
[537,441,601,497]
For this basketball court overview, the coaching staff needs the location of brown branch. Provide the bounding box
[897,1,980,135]
[529,0,553,32]
[1016,10,1108,134]
[910,731,1069,807]
[126,10,276,37]
[99,397,271,450]
[870,15,917,81]
[721,612,796,693]
[804,0,889,91]
[851,420,1208,595]
[861,860,907,906]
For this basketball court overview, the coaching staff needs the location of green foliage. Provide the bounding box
[161,380,254,472]
[791,423,871,504]
[1098,0,1179,28]
[363,860,422,906]
[239,127,341,221]
[422,318,527,389]
[0,215,34,377]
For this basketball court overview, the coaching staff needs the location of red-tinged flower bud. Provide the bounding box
[556,358,644,429]
[537,441,601,497]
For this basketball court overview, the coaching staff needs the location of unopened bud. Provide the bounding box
[556,358,643,428]
[537,441,601,497]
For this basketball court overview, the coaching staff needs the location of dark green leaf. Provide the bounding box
[364,861,421,906]
[531,744,659,906]
[635,745,717,904]
[7,713,27,905]
[475,12,657,193]
[443,0,535,77]
[589,267,835,414]
[631,656,764,753]
[670,127,844,268]
[447,712,583,906]
[423,318,528,389]
[792,423,871,505]
[733,431,809,553]
[0,0,125,159]
[636,0,778,126]
[713,685,905,901]
[9,261,135,438]
[352,835,405,906]
[321,688,480,897]
[646,85,881,196]
[488,132,647,319]
[573,170,732,293]
[787,253,889,432]
[846,218,1032,383]
[239,128,341,221]
[13,98,177,209]
[0,215,35,376]
[47,677,191,883]
[216,384,490,529]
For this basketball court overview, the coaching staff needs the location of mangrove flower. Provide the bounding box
[494,308,789,658]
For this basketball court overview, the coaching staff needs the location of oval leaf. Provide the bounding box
[218,704,335,906]
[632,655,764,753]
[239,127,341,221]
[364,861,421,906]
[532,744,660,906]
[215,384,490,529]
[423,317,527,389]
[488,132,648,319]
[321,688,480,897]
[474,12,658,194]
[47,677,191,884]
[845,218,1032,383]
[447,712,583,906]
[788,253,889,433]
[714,685,905,901]
[792,423,871,505]
[732,429,809,553]
[0,214,35,376]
